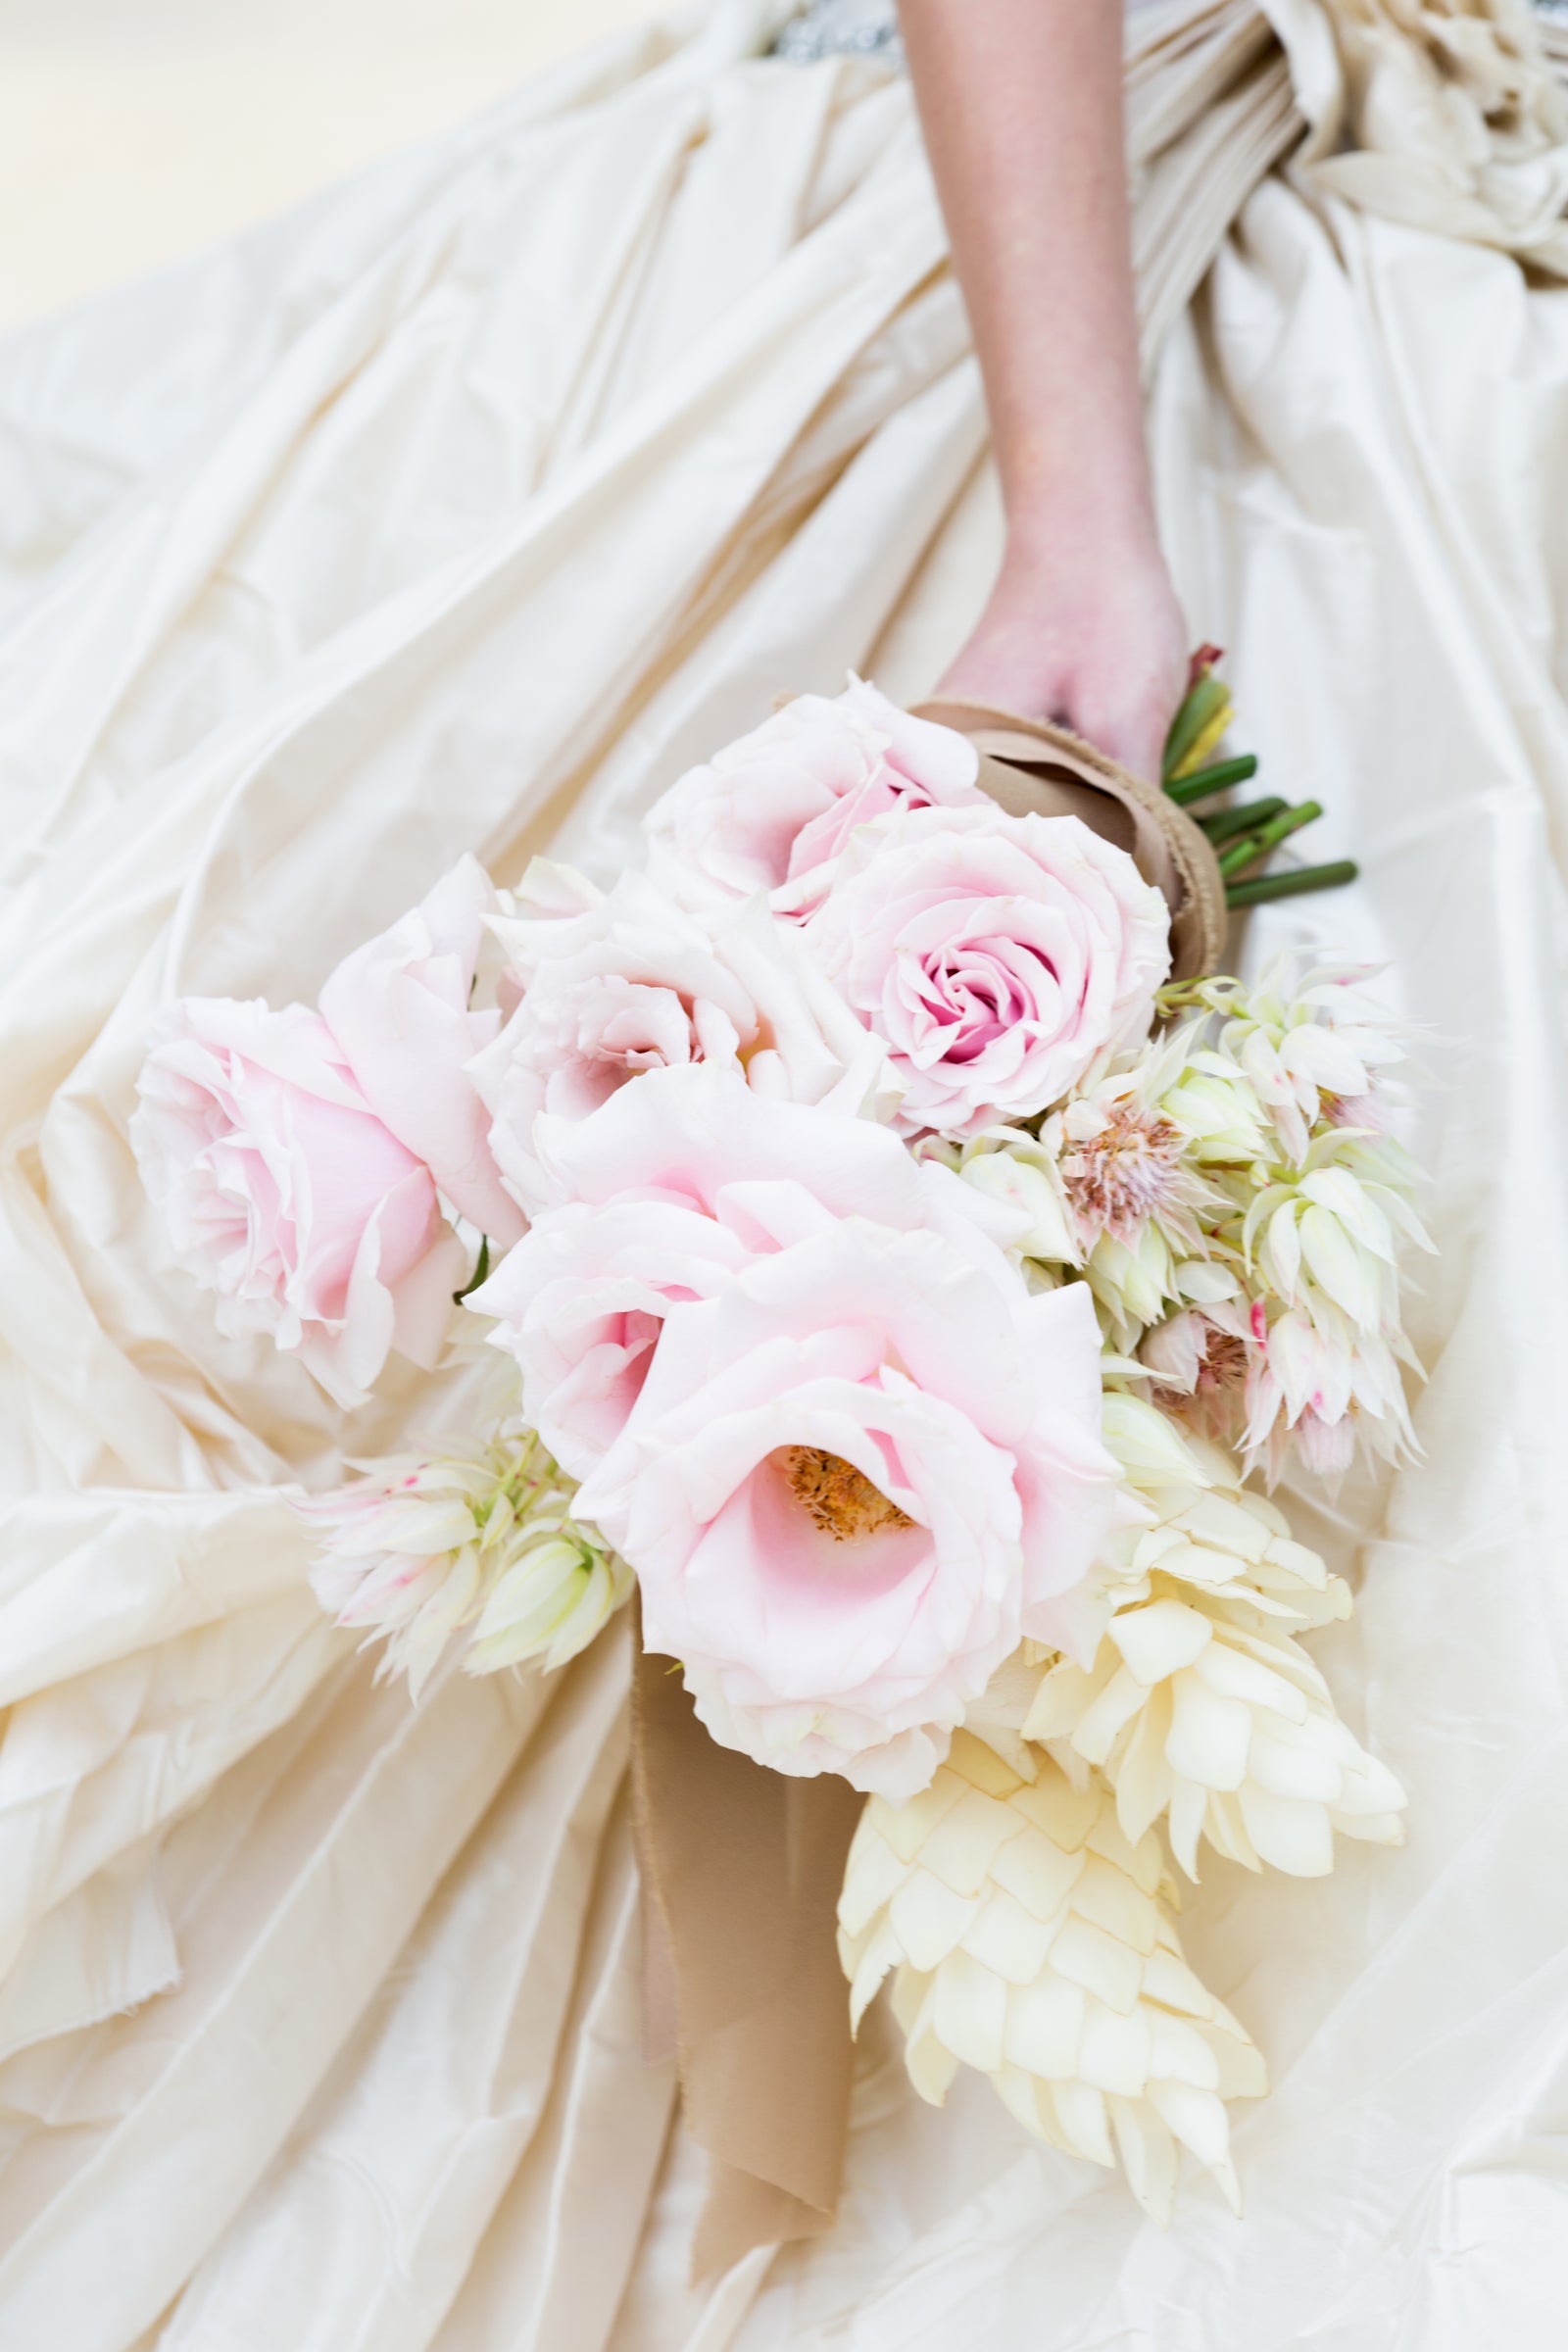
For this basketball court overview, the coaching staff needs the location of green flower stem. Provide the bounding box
[1165,753,1259,806]
[1226,859,1359,906]
[1162,672,1232,781]
[1217,799,1323,878]
[1200,796,1287,846]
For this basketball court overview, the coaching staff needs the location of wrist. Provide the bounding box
[996,442,1160,571]
[1000,489,1165,583]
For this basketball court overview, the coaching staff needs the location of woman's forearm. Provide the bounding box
[900,0,1185,778]
[901,0,1153,557]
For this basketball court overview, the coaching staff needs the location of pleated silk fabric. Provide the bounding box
[1,2,1567,2344]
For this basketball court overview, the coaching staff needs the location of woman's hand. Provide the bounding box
[937,524,1189,785]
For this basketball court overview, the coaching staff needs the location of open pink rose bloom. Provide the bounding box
[471,864,891,1215]
[644,674,987,919]
[804,802,1172,1139]
[132,858,514,1403]
[477,1064,1117,1797]
[131,999,464,1405]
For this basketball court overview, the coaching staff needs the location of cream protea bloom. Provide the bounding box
[1243,1131,1432,1342]
[953,1027,1239,1348]
[837,1727,1267,2220]
[305,1428,631,1695]
[1114,965,1429,1479]
[1054,1034,1232,1349]
[1241,1308,1418,1482]
[1157,1053,1274,1171]
[1163,960,1407,1165]
[1053,1032,1215,1246]
[1022,1396,1407,1878]
[952,1127,1082,1270]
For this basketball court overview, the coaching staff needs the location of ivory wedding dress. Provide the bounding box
[3,2,1568,2345]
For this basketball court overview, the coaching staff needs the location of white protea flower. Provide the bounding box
[953,1126,1082,1269]
[953,1028,1241,1348]
[1157,1053,1275,1171]
[1240,1305,1419,1484]
[1137,1293,1254,1438]
[1140,1284,1419,1487]
[1164,959,1408,1166]
[1052,1029,1218,1249]
[1117,964,1429,1482]
[837,1726,1267,2221]
[1228,1123,1430,1481]
[955,965,1424,1472]
[1017,1396,1406,1878]
[1243,1131,1432,1342]
[304,1428,631,1695]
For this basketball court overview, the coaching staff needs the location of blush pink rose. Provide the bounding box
[470,1060,949,1474]
[131,1000,467,1405]
[643,676,985,921]
[468,1198,756,1479]
[318,856,523,1247]
[471,868,895,1215]
[805,803,1172,1140]
[572,1217,1115,1800]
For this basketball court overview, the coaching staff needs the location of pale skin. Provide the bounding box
[900,0,1187,783]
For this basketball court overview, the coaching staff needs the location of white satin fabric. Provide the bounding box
[2,2,1567,2345]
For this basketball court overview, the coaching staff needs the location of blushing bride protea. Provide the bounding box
[1137,1079,1431,1483]
[1230,1125,1432,1480]
[1162,958,1410,1165]
[305,1428,631,1696]
[954,1022,1242,1349]
[837,1727,1267,2221]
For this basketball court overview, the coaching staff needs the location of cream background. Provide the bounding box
[0,0,663,330]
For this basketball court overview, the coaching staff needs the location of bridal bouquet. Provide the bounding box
[132,677,1423,2250]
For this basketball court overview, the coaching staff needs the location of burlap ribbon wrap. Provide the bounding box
[626,716,1225,2280]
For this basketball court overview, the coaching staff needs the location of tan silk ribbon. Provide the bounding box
[629,1618,864,2280]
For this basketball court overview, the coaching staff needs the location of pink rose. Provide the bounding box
[805,803,1171,1140]
[643,676,985,920]
[469,1198,756,1478]
[132,1001,466,1405]
[318,857,523,1247]
[572,1214,1115,1800]
[471,1061,943,1473]
[471,866,894,1215]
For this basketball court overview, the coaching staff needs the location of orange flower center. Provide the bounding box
[784,1447,912,1541]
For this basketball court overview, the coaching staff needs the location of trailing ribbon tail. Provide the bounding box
[628,1615,864,2280]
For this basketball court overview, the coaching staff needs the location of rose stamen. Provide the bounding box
[784,1446,912,1541]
